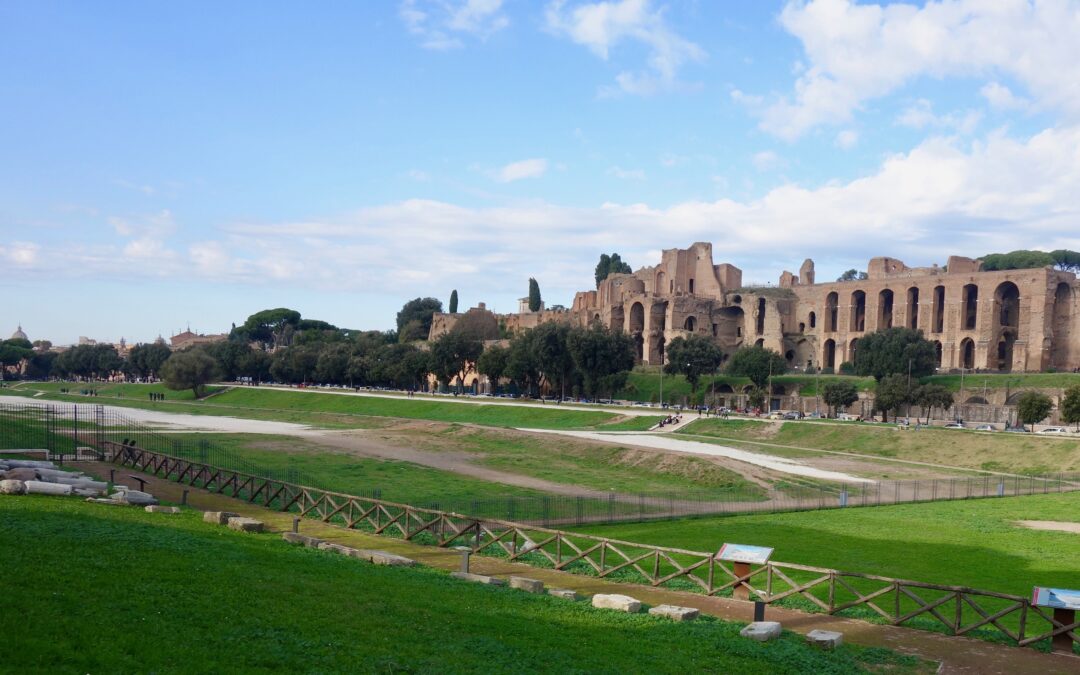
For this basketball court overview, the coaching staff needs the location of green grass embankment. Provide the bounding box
[0,495,922,673]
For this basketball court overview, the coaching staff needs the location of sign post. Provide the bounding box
[716,543,774,601]
[1032,586,1080,653]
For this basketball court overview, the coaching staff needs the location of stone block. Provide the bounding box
[203,511,240,525]
[72,488,105,498]
[805,629,843,649]
[591,594,641,613]
[86,498,125,505]
[282,532,325,548]
[145,505,181,514]
[1,459,55,469]
[226,517,264,533]
[508,577,544,594]
[0,479,26,495]
[24,480,72,496]
[547,588,581,601]
[450,572,504,586]
[367,551,416,567]
[317,542,358,556]
[740,621,782,642]
[648,604,699,621]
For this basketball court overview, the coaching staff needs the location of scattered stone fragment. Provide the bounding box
[508,577,544,593]
[648,604,699,621]
[282,532,325,548]
[0,479,26,495]
[72,488,105,498]
[86,498,125,505]
[203,511,240,525]
[591,594,642,613]
[805,629,843,649]
[145,505,181,514]
[740,621,782,642]
[226,517,264,533]
[0,459,55,469]
[24,480,73,496]
[450,572,505,586]
[547,588,581,601]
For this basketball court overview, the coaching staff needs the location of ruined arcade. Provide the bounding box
[432,242,1080,373]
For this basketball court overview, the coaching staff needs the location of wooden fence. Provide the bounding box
[102,441,1078,652]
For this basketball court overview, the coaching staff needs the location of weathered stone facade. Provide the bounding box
[430,243,1080,373]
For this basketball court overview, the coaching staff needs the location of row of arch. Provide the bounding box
[818,281,1022,336]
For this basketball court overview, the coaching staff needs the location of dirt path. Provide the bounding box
[75,462,1080,675]
[523,428,876,483]
[1015,520,1080,534]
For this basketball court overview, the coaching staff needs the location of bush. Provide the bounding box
[838,361,855,375]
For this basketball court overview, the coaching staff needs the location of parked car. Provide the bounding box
[1004,426,1029,433]
[783,411,804,420]
[1036,426,1070,434]
[975,424,995,432]
[942,422,965,429]
[767,411,785,420]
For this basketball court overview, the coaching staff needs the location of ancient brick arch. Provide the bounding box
[1051,282,1073,369]
[962,284,979,331]
[878,289,894,329]
[629,302,645,333]
[960,337,975,369]
[993,281,1020,371]
[850,290,866,332]
[825,293,838,332]
[906,287,919,330]
[823,339,836,368]
[684,315,696,332]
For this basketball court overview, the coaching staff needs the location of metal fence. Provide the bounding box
[1,401,1078,526]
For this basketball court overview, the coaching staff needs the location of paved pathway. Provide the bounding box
[74,462,1080,675]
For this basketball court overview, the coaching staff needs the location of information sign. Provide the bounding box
[1032,587,1080,610]
[715,543,774,565]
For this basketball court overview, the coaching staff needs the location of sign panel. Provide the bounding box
[1032,587,1080,610]
[716,543,774,565]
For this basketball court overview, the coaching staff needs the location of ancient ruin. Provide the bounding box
[431,242,1080,373]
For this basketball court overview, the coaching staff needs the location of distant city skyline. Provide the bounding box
[3,1,1080,345]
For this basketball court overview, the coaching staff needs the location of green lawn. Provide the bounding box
[678,418,1080,473]
[617,369,875,402]
[573,493,1080,598]
[925,372,1080,392]
[8,382,652,431]
[0,495,921,674]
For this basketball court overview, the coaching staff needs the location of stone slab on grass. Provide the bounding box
[366,550,416,567]
[648,604,699,621]
[508,577,544,594]
[2,468,39,482]
[282,532,325,548]
[806,629,843,649]
[203,511,240,525]
[0,479,25,495]
[317,542,357,556]
[591,594,642,613]
[145,505,181,514]
[451,572,505,586]
[112,490,158,506]
[86,498,126,506]
[226,517,265,533]
[740,622,782,642]
[548,588,581,601]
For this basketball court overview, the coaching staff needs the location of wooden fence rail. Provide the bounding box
[102,441,1077,652]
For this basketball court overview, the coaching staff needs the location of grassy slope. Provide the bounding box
[0,496,919,674]
[574,493,1080,597]
[9,382,657,431]
[678,418,1080,473]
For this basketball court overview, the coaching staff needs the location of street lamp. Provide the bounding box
[659,353,664,409]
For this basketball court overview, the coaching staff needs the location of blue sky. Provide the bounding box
[3,0,1079,345]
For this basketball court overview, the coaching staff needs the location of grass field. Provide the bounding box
[678,418,1080,473]
[573,493,1080,599]
[0,495,922,674]
[7,382,660,431]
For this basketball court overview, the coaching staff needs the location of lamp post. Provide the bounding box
[659,354,664,409]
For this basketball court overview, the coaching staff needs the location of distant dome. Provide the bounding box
[11,325,27,341]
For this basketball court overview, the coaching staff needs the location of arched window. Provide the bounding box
[808,311,816,329]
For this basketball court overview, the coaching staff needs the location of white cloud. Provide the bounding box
[751,150,783,171]
[407,169,430,181]
[896,99,981,135]
[495,158,548,182]
[980,81,1030,111]
[835,129,859,149]
[546,0,705,96]
[752,0,1080,139]
[608,165,645,180]
[400,0,508,50]
[9,125,1080,300]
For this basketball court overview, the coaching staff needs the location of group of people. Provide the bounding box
[656,414,683,428]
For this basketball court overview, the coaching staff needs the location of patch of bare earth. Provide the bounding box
[1014,520,1080,534]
